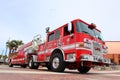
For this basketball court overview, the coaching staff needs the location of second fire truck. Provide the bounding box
[8,19,110,73]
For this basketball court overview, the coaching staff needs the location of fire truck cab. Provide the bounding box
[8,19,110,73]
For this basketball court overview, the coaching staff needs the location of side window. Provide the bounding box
[64,25,70,36]
[64,24,74,36]
[55,30,60,40]
[48,33,54,42]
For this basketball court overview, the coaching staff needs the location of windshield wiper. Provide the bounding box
[82,31,89,34]
[98,37,102,40]
[95,36,102,40]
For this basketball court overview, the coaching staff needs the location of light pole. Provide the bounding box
[4,46,8,64]
[3,38,10,64]
[0,50,4,63]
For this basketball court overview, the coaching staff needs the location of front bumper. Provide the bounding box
[81,54,111,64]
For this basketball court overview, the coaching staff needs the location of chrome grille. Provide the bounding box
[92,42,102,56]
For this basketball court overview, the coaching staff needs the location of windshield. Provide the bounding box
[76,22,94,36]
[93,29,104,40]
[76,21,104,41]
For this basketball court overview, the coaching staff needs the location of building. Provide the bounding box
[105,41,120,65]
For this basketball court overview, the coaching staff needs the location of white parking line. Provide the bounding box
[103,74,120,77]
[90,70,120,77]
[90,70,120,73]
[0,69,65,75]
[84,78,103,80]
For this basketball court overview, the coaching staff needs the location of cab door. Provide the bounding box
[54,29,61,47]
[62,24,76,53]
[45,32,55,57]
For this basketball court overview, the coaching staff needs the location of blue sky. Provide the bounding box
[0,0,120,54]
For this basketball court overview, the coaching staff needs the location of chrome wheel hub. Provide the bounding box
[52,57,60,69]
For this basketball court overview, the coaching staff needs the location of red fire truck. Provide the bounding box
[8,19,110,73]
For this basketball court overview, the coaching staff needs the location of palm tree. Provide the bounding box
[6,40,24,54]
[16,40,24,48]
[6,40,15,54]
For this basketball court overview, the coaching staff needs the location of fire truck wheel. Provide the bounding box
[9,60,13,67]
[50,53,66,72]
[77,66,91,74]
[28,57,39,69]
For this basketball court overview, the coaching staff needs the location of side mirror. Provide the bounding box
[46,27,50,33]
[68,22,72,32]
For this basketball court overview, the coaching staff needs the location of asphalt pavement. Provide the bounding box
[0,65,120,80]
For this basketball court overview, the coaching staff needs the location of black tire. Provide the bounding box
[21,65,27,68]
[28,57,39,69]
[9,60,13,67]
[50,53,66,72]
[77,66,91,74]
[46,63,51,71]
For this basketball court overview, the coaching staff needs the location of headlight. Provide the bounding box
[66,53,76,62]
[77,42,92,49]
[81,54,93,61]
[84,43,91,49]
